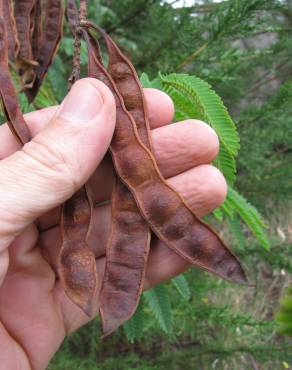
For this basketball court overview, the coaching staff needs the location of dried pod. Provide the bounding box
[31,0,42,58]
[14,0,35,61]
[84,30,152,335]
[58,2,97,316]
[0,0,247,338]
[14,0,38,89]
[83,24,247,286]
[67,0,79,35]
[26,0,64,102]
[81,25,247,336]
[0,12,30,144]
[3,0,19,60]
[59,186,98,316]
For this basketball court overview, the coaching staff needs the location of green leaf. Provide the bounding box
[226,187,270,250]
[140,72,152,88]
[123,298,145,343]
[144,284,172,333]
[213,207,224,221]
[276,285,292,336]
[227,215,246,251]
[159,73,240,185]
[213,144,236,185]
[159,73,240,157]
[171,275,191,301]
[162,84,201,122]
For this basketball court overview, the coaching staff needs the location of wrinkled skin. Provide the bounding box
[0,80,226,370]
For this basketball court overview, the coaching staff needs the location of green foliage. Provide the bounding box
[171,275,191,301]
[144,284,173,333]
[123,297,145,343]
[142,72,270,251]
[226,215,246,251]
[277,285,292,336]
[12,0,291,367]
[158,73,239,185]
[224,187,270,250]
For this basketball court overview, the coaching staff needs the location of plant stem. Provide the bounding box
[177,43,208,70]
[68,0,88,90]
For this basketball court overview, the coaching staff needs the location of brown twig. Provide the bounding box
[68,0,88,90]
[177,43,208,70]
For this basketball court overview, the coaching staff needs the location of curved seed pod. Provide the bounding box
[3,0,19,60]
[67,0,78,35]
[14,0,35,61]
[82,24,247,286]
[100,179,150,336]
[31,0,42,59]
[14,0,38,89]
[0,14,30,144]
[84,30,151,336]
[59,186,98,317]
[26,0,64,102]
[97,26,153,151]
[58,6,97,316]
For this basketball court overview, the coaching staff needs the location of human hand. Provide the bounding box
[0,78,226,370]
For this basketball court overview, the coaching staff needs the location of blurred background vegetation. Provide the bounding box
[28,0,292,368]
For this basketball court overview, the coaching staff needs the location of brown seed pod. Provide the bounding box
[0,0,248,338]
[82,25,247,335]
[67,0,79,35]
[58,1,97,318]
[84,24,246,282]
[26,0,64,102]
[31,0,42,59]
[59,186,98,316]
[84,29,152,336]
[3,0,19,60]
[0,11,30,144]
[14,0,38,89]
[14,0,35,61]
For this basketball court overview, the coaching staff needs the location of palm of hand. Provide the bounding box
[0,88,226,370]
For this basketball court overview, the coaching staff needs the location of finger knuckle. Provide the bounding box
[21,137,78,194]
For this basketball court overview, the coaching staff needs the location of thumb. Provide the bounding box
[0,78,116,250]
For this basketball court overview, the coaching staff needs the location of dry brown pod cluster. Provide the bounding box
[0,0,247,337]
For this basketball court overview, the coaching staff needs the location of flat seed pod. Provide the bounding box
[59,186,98,317]
[67,0,79,35]
[82,23,247,287]
[26,0,64,102]
[14,0,38,89]
[14,0,35,61]
[100,27,153,151]
[58,4,97,317]
[0,13,30,144]
[84,30,151,336]
[31,0,42,59]
[100,179,151,336]
[3,0,19,60]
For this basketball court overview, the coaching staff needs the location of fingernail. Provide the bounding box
[58,81,103,123]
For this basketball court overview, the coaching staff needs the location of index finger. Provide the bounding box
[0,88,174,159]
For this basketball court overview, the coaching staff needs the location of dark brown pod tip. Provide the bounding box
[58,241,98,317]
